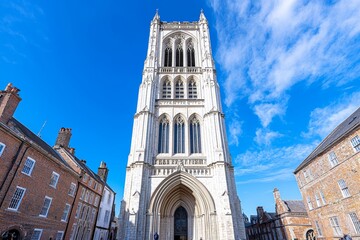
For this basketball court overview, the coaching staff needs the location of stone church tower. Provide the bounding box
[119,11,246,240]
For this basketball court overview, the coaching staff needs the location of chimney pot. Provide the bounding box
[55,127,72,148]
[0,83,21,124]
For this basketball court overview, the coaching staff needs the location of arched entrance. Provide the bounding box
[174,206,187,240]
[1,229,21,240]
[306,229,316,240]
[148,171,218,240]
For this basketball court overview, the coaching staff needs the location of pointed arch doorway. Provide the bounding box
[148,171,219,240]
[174,206,188,240]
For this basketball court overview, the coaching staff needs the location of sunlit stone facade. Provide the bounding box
[119,11,246,240]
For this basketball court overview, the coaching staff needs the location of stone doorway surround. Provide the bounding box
[147,171,218,240]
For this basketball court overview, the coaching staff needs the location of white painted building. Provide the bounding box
[94,162,116,240]
[119,11,246,240]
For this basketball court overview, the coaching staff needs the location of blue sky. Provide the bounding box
[1,0,359,217]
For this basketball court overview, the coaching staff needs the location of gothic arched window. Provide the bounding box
[162,79,171,99]
[176,43,184,67]
[190,117,201,153]
[175,80,184,99]
[174,116,185,154]
[158,117,169,153]
[187,43,195,67]
[164,45,172,67]
[188,79,197,99]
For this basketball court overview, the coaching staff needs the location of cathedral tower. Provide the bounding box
[119,11,246,240]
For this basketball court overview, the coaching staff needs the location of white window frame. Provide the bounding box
[108,192,112,204]
[55,231,64,240]
[307,196,313,210]
[89,192,94,205]
[75,202,82,219]
[338,179,351,198]
[91,208,96,223]
[303,169,312,182]
[320,191,326,205]
[315,194,321,207]
[61,203,71,222]
[82,174,88,182]
[49,171,60,188]
[68,182,76,197]
[328,151,338,168]
[315,220,323,236]
[80,187,85,200]
[85,190,90,202]
[39,196,52,217]
[8,186,26,211]
[94,195,100,206]
[88,178,93,188]
[21,157,36,176]
[350,135,360,152]
[104,210,110,225]
[31,229,43,240]
[349,212,360,234]
[70,223,77,240]
[329,216,342,236]
[0,142,5,156]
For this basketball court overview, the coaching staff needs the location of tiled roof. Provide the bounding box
[295,107,360,173]
[9,118,70,167]
[284,200,306,213]
[61,148,115,193]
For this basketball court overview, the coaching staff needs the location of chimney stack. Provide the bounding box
[0,83,21,124]
[98,161,109,182]
[273,188,281,201]
[55,128,72,148]
[256,206,264,217]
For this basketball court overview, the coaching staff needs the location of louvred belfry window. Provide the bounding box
[188,79,197,99]
[175,80,184,99]
[162,80,171,99]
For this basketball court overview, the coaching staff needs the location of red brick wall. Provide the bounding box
[0,127,80,239]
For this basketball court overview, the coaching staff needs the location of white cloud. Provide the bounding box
[254,128,283,145]
[209,0,360,126]
[303,91,360,138]
[253,103,286,127]
[234,142,318,184]
[236,168,295,184]
[229,119,243,146]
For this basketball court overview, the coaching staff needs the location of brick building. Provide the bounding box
[294,107,360,239]
[246,188,312,240]
[0,84,80,240]
[54,134,107,240]
[0,83,116,240]
[93,162,116,240]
